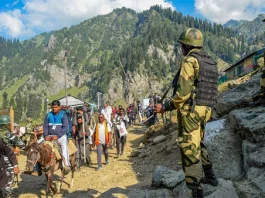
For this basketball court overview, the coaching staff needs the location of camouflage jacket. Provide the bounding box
[171,48,200,109]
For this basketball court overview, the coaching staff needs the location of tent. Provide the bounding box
[49,95,88,107]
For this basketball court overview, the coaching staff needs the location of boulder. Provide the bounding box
[161,169,185,188]
[204,119,243,180]
[248,147,265,168]
[250,171,265,193]
[144,122,177,140]
[234,179,264,198]
[173,182,191,198]
[173,179,238,198]
[127,188,174,198]
[228,107,265,142]
[215,73,260,116]
[152,166,185,189]
[242,140,259,173]
[152,166,169,187]
[204,178,238,198]
[153,135,167,144]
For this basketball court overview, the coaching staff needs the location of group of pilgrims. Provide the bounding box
[0,99,149,197]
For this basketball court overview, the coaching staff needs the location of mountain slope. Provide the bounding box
[0,6,262,122]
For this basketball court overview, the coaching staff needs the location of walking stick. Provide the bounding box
[82,115,86,164]
[141,115,154,124]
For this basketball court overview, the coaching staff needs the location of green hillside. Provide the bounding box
[0,6,263,123]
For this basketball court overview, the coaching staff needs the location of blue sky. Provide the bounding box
[0,0,264,40]
[172,0,199,17]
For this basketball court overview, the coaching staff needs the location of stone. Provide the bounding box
[152,166,185,189]
[161,169,185,189]
[250,171,265,193]
[242,140,259,174]
[152,166,169,187]
[153,135,167,144]
[248,147,265,168]
[215,73,260,116]
[147,137,153,142]
[139,143,145,149]
[234,176,265,198]
[204,120,244,180]
[138,151,150,158]
[127,188,174,198]
[228,107,265,142]
[173,182,191,198]
[204,178,238,198]
[131,148,146,157]
[157,144,167,153]
[144,122,177,140]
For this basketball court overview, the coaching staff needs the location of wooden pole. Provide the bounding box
[82,115,86,164]
[9,106,14,132]
[64,52,68,107]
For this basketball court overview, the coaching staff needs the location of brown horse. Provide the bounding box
[25,141,76,197]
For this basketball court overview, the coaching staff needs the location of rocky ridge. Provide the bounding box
[128,70,265,197]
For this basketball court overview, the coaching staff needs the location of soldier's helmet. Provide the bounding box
[0,115,11,125]
[178,28,203,47]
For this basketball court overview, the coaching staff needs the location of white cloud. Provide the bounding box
[195,0,265,24]
[0,0,175,39]
[0,9,34,38]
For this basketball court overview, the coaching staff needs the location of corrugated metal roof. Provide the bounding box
[224,48,265,72]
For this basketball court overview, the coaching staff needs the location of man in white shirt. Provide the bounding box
[93,114,112,171]
[113,108,129,156]
[101,103,112,126]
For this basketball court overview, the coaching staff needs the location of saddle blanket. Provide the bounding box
[43,139,77,160]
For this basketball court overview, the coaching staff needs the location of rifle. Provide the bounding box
[159,69,181,123]
[160,69,181,103]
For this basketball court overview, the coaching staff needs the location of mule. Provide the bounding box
[25,141,76,197]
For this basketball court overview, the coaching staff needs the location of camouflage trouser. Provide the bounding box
[0,157,15,198]
[177,104,212,190]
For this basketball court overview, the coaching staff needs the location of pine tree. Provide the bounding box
[2,92,8,108]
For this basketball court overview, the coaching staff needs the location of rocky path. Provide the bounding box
[14,124,153,198]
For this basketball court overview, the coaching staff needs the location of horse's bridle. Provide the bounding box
[26,149,40,167]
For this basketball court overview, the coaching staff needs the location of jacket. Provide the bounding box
[0,138,18,188]
[43,110,68,138]
[75,122,90,145]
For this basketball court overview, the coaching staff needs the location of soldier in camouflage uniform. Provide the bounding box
[155,28,219,198]
[0,115,21,198]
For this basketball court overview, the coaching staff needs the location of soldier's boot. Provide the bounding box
[192,189,204,198]
[201,165,219,186]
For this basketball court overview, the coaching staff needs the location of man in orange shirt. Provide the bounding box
[93,114,112,171]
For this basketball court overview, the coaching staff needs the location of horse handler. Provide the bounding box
[74,115,91,168]
[0,138,20,198]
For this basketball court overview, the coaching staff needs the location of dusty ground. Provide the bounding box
[13,123,181,198]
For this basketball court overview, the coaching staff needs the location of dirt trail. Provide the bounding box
[14,124,152,198]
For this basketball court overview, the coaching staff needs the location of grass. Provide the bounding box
[0,75,29,103]
[113,98,128,108]
[218,68,261,93]
[48,86,89,102]
[217,58,230,72]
